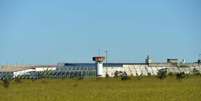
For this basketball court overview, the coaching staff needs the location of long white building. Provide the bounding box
[0,65,56,79]
[0,57,201,79]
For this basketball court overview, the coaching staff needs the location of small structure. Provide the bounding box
[198,59,201,65]
[0,65,57,79]
[0,67,35,79]
[167,59,178,64]
[145,55,152,65]
[92,56,105,77]
[30,65,57,71]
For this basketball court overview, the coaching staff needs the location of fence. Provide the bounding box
[0,66,96,80]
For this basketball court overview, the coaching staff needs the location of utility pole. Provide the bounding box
[105,50,108,63]
[98,49,101,56]
[105,50,108,77]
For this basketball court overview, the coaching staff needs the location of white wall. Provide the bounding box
[35,67,56,71]
[13,69,35,77]
[13,67,56,78]
[103,64,201,77]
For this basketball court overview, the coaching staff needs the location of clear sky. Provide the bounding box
[0,0,201,64]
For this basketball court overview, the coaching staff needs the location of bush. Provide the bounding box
[176,72,186,80]
[2,79,10,88]
[15,77,22,83]
[192,68,200,76]
[105,73,110,78]
[157,69,167,80]
[121,72,129,80]
[168,72,174,76]
[114,71,129,80]
[114,71,120,78]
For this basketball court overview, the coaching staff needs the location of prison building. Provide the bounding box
[0,57,201,79]
[0,65,56,79]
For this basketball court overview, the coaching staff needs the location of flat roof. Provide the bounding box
[59,62,200,68]
[0,65,56,72]
[0,67,32,72]
[60,63,148,68]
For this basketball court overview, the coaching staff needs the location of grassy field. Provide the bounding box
[0,76,201,101]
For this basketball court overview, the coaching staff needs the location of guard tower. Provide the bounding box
[92,56,105,77]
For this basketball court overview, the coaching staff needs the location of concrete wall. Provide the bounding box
[103,64,201,77]
[35,67,56,71]
[13,69,35,77]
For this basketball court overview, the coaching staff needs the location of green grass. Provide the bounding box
[0,76,201,101]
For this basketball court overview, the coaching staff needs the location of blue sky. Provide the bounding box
[0,0,201,64]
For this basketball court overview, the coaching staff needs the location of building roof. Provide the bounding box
[59,63,148,68]
[0,64,56,72]
[0,67,31,72]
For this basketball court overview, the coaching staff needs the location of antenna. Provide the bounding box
[105,50,108,63]
[98,48,101,56]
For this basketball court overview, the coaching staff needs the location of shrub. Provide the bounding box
[105,73,109,78]
[15,77,22,83]
[157,69,167,80]
[114,71,119,78]
[147,73,151,76]
[168,72,173,76]
[121,72,129,80]
[2,79,10,88]
[114,71,129,80]
[192,68,200,76]
[176,72,186,80]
